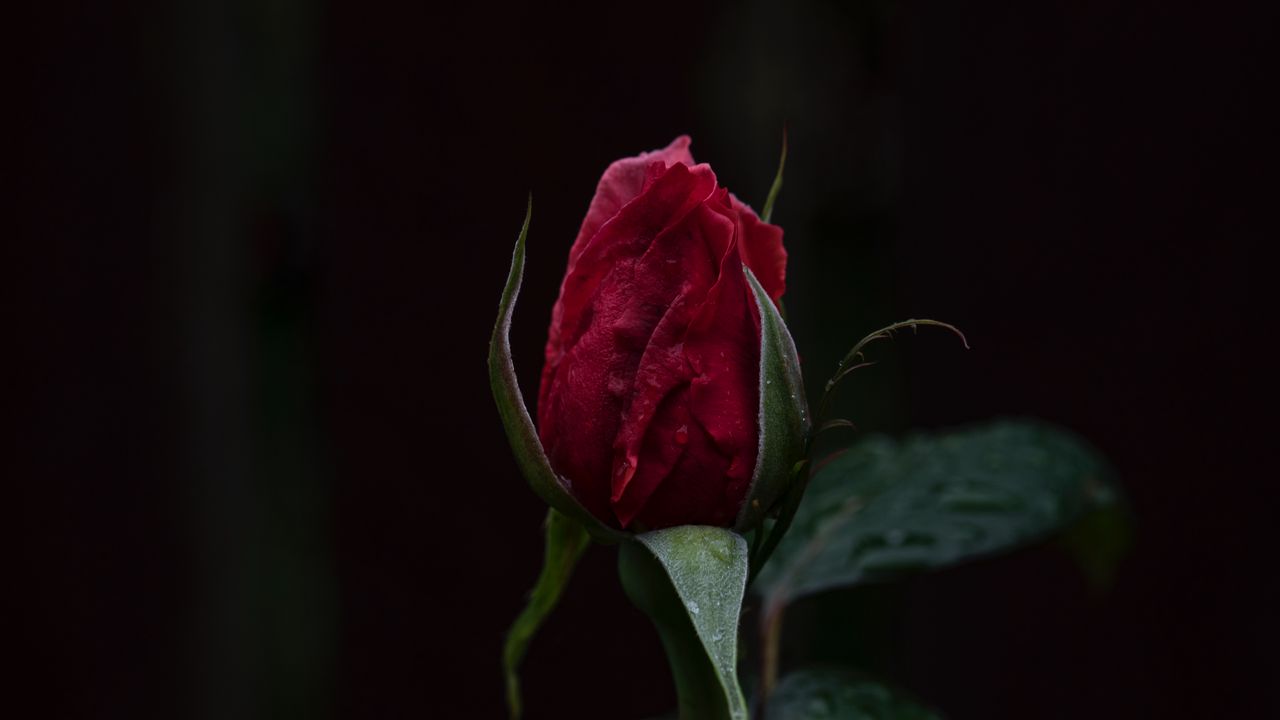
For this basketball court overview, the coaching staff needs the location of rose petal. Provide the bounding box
[538,162,717,525]
[609,201,734,527]
[613,196,762,528]
[570,136,695,270]
[540,161,717,412]
[540,139,700,418]
[631,412,737,528]
[730,193,787,304]
[537,139,786,531]
[681,203,760,514]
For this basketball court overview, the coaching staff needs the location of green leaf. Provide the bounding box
[756,419,1119,608]
[768,667,943,720]
[503,509,591,720]
[488,198,626,543]
[737,267,810,534]
[619,527,751,720]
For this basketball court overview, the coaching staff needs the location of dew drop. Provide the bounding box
[607,376,628,396]
[675,425,689,444]
[687,601,700,615]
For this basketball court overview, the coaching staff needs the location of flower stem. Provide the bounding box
[758,600,785,717]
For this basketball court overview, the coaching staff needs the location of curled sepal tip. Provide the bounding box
[816,318,969,427]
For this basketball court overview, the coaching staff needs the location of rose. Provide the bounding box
[535,136,799,530]
[488,135,808,538]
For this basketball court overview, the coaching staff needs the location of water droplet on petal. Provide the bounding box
[675,425,688,444]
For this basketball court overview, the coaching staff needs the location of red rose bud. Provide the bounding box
[537,136,808,531]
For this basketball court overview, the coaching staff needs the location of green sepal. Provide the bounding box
[488,199,627,543]
[736,267,810,534]
[619,527,750,720]
[747,458,810,584]
[761,129,787,224]
[502,508,591,720]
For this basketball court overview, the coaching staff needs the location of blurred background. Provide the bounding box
[11,0,1273,717]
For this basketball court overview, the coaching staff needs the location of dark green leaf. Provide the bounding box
[769,667,943,720]
[755,420,1119,609]
[620,527,751,720]
[737,267,810,533]
[488,199,626,543]
[503,509,590,720]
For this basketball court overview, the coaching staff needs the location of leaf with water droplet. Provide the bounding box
[619,527,750,720]
[755,420,1121,609]
[769,667,943,720]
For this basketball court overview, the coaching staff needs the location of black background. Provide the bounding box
[12,1,1274,718]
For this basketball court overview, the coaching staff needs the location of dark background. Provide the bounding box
[12,0,1273,717]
